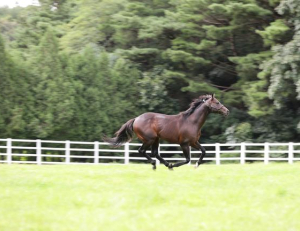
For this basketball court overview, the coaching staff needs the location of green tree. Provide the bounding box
[28,28,75,138]
[66,46,143,140]
[0,33,33,138]
[259,0,300,133]
[65,47,111,140]
[1,0,299,143]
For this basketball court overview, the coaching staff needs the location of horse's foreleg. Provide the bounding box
[139,143,156,170]
[193,142,206,168]
[170,143,190,169]
[151,139,171,169]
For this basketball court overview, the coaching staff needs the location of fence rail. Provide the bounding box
[0,138,300,165]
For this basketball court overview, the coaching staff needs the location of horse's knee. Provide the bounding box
[200,146,206,154]
[138,147,144,154]
[182,158,190,165]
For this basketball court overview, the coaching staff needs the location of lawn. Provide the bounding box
[0,163,300,231]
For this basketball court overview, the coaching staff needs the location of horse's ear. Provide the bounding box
[212,93,215,99]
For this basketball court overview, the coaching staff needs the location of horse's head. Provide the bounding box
[204,94,229,117]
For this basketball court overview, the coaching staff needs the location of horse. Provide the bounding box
[103,94,229,170]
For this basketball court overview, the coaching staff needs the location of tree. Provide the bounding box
[1,0,299,143]
[0,33,33,138]
[28,28,75,138]
[253,0,300,138]
[65,46,143,140]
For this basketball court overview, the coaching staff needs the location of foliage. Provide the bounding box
[0,0,299,142]
[258,0,300,134]
[0,34,33,138]
[27,28,76,138]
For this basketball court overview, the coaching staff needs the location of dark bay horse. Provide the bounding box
[103,94,229,170]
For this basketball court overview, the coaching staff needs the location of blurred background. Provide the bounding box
[0,0,299,144]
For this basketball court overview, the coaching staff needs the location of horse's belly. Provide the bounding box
[159,126,198,144]
[157,125,182,144]
[159,133,180,144]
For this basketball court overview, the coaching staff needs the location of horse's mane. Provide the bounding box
[182,94,212,118]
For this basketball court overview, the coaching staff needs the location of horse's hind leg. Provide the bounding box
[151,139,171,169]
[139,143,156,170]
[169,143,191,169]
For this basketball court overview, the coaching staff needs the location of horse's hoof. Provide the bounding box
[168,164,173,171]
[195,162,200,169]
[152,165,156,171]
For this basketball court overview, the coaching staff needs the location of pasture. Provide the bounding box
[0,163,300,231]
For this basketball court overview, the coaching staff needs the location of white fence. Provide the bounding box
[0,138,300,165]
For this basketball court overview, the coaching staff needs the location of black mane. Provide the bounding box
[182,94,212,117]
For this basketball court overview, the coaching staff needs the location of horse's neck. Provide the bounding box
[189,104,210,130]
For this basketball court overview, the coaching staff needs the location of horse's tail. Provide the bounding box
[102,118,135,148]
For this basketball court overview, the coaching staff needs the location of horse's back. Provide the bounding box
[134,112,177,125]
[133,112,164,129]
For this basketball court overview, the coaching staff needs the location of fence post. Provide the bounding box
[288,142,293,164]
[156,144,160,166]
[94,141,99,164]
[240,142,245,164]
[36,139,42,165]
[188,146,191,165]
[65,140,70,164]
[124,143,129,164]
[215,143,220,165]
[264,142,269,165]
[7,138,12,164]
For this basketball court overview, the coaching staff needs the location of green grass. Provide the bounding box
[1,163,300,231]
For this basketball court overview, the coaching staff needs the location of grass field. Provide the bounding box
[0,163,300,231]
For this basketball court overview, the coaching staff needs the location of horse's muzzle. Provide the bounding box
[221,107,230,117]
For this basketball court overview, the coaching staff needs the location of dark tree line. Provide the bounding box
[0,0,299,143]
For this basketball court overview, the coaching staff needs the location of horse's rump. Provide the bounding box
[133,112,181,144]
